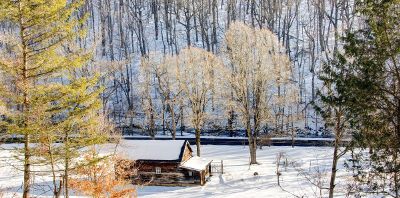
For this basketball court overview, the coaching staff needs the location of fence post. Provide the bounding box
[221,160,223,174]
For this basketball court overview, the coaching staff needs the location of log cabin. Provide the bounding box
[116,140,213,186]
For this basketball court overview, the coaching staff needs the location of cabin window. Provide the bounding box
[188,171,193,176]
[155,167,161,174]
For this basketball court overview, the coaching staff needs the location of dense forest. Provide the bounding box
[46,0,358,135]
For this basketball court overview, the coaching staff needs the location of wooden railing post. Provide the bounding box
[221,160,223,174]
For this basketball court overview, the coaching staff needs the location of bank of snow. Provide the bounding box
[0,144,351,197]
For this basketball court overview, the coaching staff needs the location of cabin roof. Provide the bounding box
[180,156,213,171]
[116,140,192,162]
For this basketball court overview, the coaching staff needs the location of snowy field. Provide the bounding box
[0,144,352,197]
[137,145,351,198]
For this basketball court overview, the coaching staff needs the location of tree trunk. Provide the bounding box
[64,161,69,198]
[195,127,201,156]
[329,114,341,198]
[228,109,234,137]
[328,138,339,198]
[48,139,62,198]
[393,149,399,197]
[162,102,166,135]
[64,131,70,198]
[246,117,257,164]
[211,0,217,53]
[291,127,295,148]
[180,103,185,136]
[171,104,176,140]
[150,110,155,139]
[152,0,159,40]
[55,178,62,198]
[23,134,31,198]
[149,95,156,139]
[19,2,31,195]
[250,135,257,164]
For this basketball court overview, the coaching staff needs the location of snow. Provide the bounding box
[0,143,356,197]
[136,145,352,198]
[180,156,212,171]
[114,140,187,161]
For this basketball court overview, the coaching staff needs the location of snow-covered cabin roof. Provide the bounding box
[180,156,212,171]
[116,140,192,162]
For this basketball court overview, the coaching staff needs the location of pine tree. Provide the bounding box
[316,54,352,198]
[44,74,109,197]
[0,1,108,197]
[320,0,400,196]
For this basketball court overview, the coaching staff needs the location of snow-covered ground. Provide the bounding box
[137,145,351,198]
[0,144,352,197]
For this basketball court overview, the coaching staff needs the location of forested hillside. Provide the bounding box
[28,0,357,136]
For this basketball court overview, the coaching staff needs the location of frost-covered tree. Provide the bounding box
[139,55,158,139]
[140,52,183,139]
[271,83,300,147]
[154,55,184,140]
[176,47,223,157]
[224,22,292,164]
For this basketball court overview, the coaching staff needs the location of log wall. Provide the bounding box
[131,161,203,186]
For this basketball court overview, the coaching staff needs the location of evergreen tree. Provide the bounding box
[320,0,400,196]
[316,53,352,198]
[0,1,108,197]
[37,73,108,197]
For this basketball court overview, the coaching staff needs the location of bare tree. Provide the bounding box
[153,54,183,139]
[224,22,292,164]
[176,47,222,156]
[139,56,158,139]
